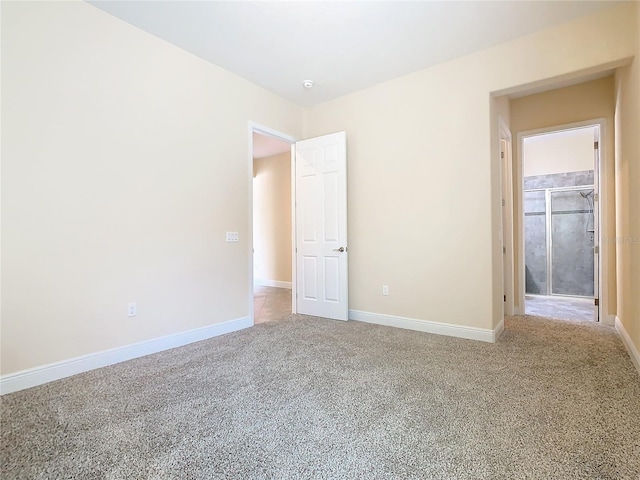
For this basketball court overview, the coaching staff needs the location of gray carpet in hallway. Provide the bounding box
[1,315,639,479]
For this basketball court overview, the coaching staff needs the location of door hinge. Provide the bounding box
[504,295,506,302]
[594,193,599,202]
[503,246,506,254]
[500,151,505,159]
[501,199,505,207]
[594,298,599,306]
[594,141,599,149]
[594,245,599,255]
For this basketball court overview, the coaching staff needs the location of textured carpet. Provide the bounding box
[2,315,639,479]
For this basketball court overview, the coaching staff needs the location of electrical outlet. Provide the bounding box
[128,302,137,317]
[382,285,389,296]
[226,232,239,242]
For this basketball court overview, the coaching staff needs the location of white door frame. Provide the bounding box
[248,122,297,324]
[516,118,610,324]
[499,116,515,316]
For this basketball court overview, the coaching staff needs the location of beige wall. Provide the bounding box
[614,4,640,356]
[510,76,617,316]
[2,1,638,377]
[305,4,636,331]
[1,1,303,375]
[253,152,292,284]
[524,127,597,177]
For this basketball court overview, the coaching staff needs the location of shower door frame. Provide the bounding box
[516,118,610,324]
[524,184,596,297]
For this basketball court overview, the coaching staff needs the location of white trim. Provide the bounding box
[254,278,292,289]
[499,116,515,317]
[349,310,503,343]
[248,122,297,321]
[0,316,251,395]
[249,122,297,144]
[516,119,608,322]
[615,316,640,376]
[290,143,297,314]
[596,121,612,325]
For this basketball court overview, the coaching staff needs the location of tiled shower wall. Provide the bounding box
[524,170,595,297]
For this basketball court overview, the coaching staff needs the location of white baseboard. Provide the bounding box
[615,316,640,376]
[349,310,502,343]
[254,279,292,289]
[0,316,251,395]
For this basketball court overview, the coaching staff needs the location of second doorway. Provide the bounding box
[253,132,293,323]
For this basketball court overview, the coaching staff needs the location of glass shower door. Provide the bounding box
[524,190,547,295]
[550,188,595,296]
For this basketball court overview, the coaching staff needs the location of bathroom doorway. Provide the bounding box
[522,125,599,321]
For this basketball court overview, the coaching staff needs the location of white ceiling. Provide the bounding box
[88,1,623,107]
[253,132,291,159]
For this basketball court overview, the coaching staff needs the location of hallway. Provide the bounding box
[254,286,292,324]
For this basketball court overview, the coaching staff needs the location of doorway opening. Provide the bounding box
[250,126,296,324]
[521,124,601,322]
[249,125,349,324]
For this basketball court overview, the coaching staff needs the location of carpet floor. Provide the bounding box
[1,315,639,479]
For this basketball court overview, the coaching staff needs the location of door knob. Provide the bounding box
[333,247,346,252]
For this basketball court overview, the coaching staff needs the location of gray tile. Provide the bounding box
[525,295,596,322]
[524,170,594,189]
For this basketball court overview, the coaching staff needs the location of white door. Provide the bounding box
[295,132,348,320]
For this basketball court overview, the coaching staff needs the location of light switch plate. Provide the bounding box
[226,232,239,242]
